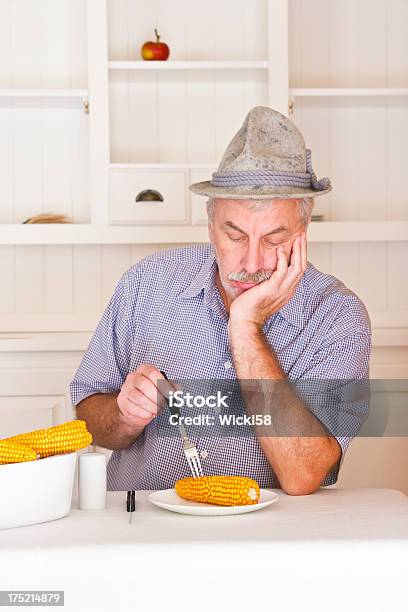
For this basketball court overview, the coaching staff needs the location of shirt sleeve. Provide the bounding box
[295,331,372,486]
[69,268,137,407]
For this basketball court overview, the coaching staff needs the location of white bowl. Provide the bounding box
[0,452,76,530]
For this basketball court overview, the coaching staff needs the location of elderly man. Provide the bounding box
[70,106,371,495]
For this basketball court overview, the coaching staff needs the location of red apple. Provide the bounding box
[141,29,170,61]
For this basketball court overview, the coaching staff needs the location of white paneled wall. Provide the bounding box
[293,98,408,222]
[306,242,408,329]
[108,0,268,61]
[0,243,193,331]
[289,0,408,87]
[2,240,407,331]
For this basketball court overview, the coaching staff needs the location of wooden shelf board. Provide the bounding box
[0,221,407,245]
[0,89,88,98]
[108,60,269,70]
[289,87,408,97]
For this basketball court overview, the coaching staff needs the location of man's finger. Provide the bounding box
[121,402,153,421]
[274,244,289,281]
[280,236,303,298]
[287,235,302,278]
[135,375,164,405]
[129,367,170,404]
[127,388,158,416]
[135,363,158,378]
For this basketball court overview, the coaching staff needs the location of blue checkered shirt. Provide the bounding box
[70,244,372,490]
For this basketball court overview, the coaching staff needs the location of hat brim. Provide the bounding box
[189,181,331,200]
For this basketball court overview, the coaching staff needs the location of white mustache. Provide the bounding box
[228,269,273,283]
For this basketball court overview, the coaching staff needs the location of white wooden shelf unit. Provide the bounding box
[1,0,407,244]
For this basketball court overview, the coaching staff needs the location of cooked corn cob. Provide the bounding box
[175,475,260,506]
[0,440,38,465]
[3,420,92,459]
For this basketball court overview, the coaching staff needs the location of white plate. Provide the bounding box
[148,488,278,516]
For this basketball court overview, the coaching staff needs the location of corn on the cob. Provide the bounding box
[3,420,92,459]
[0,440,37,465]
[175,475,260,506]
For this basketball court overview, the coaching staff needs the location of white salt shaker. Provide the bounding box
[78,452,107,510]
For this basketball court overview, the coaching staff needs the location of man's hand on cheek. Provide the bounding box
[228,231,307,329]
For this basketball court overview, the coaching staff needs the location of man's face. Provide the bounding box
[208,198,306,304]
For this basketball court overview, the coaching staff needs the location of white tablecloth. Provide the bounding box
[0,488,407,612]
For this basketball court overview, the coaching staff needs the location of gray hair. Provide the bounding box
[206,196,314,227]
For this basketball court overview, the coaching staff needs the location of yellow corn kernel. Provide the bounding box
[0,440,38,465]
[175,475,260,506]
[4,420,92,459]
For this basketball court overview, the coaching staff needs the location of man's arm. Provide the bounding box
[75,393,143,450]
[227,232,341,495]
[74,365,172,450]
[229,322,341,496]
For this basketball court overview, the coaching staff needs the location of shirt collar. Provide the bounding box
[179,245,307,330]
[178,247,217,300]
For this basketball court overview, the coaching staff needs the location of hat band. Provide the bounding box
[211,149,331,192]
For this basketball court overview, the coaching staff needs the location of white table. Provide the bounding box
[0,488,407,612]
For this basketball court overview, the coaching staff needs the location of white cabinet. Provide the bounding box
[110,167,188,225]
[0,336,81,435]
[0,396,69,438]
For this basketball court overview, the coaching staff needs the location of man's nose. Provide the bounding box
[240,241,264,274]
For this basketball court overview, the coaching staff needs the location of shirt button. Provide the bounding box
[200,450,208,459]
[224,361,232,370]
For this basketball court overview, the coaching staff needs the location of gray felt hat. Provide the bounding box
[189,106,332,200]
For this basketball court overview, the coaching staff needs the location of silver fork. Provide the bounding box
[160,371,204,478]
[179,426,204,478]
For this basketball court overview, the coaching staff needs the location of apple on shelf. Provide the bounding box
[141,29,170,61]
